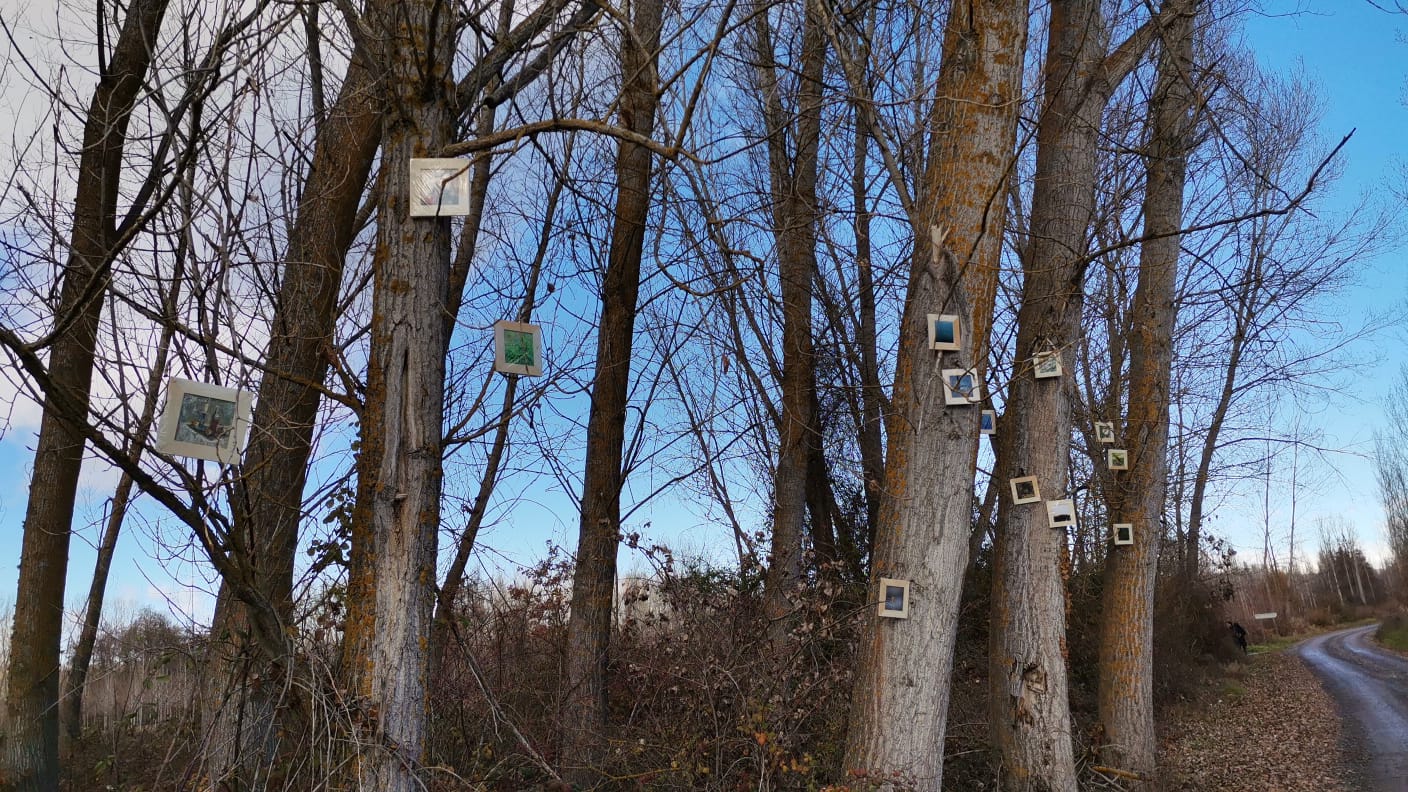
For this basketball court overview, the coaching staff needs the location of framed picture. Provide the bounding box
[1112,523,1134,546]
[980,409,996,435]
[493,320,544,377]
[1046,498,1076,530]
[943,367,982,406]
[877,577,911,619]
[409,158,472,217]
[927,313,961,351]
[1094,421,1116,444]
[1107,448,1129,471]
[1033,350,1062,379]
[155,377,253,464]
[1010,476,1040,505]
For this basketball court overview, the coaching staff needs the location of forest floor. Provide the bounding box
[1157,645,1348,791]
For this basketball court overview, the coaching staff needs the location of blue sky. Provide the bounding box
[1,1,1406,633]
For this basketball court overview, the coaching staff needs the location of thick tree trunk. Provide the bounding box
[346,0,455,788]
[989,3,1154,789]
[558,0,662,784]
[2,1,170,787]
[844,3,1028,789]
[756,0,826,644]
[1097,0,1196,776]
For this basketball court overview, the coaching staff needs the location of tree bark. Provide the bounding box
[2,1,170,787]
[989,3,1155,789]
[1097,0,1196,776]
[844,2,1029,789]
[558,0,662,784]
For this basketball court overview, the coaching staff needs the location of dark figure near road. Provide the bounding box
[1228,620,1249,654]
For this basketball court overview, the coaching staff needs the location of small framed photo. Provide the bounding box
[1112,523,1134,546]
[155,377,253,464]
[927,313,961,352]
[1107,448,1129,471]
[493,321,545,377]
[943,368,982,406]
[1046,498,1076,530]
[1010,476,1040,505]
[1094,422,1116,444]
[409,158,471,217]
[1033,350,1063,379]
[877,577,911,619]
[980,409,996,435]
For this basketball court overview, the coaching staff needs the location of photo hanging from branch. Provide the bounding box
[1033,350,1063,379]
[409,158,472,217]
[1112,523,1134,546]
[1010,476,1041,505]
[1046,498,1076,530]
[877,577,911,619]
[927,313,961,351]
[494,320,545,377]
[1107,448,1129,471]
[942,367,982,406]
[981,409,996,435]
[155,377,253,464]
[1094,422,1116,444]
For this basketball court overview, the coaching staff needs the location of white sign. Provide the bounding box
[1253,612,1278,620]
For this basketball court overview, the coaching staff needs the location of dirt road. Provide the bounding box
[1294,624,1408,791]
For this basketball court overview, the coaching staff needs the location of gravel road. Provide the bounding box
[1293,624,1408,791]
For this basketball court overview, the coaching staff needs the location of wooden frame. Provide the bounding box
[1033,350,1063,379]
[1094,421,1116,444]
[1112,523,1134,546]
[1107,448,1129,471]
[493,320,545,377]
[877,577,911,619]
[927,313,961,352]
[980,409,996,435]
[1010,476,1040,504]
[942,367,982,406]
[1046,498,1076,530]
[408,157,472,217]
[155,377,252,464]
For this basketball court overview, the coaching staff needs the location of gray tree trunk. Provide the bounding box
[2,1,170,787]
[843,2,1029,789]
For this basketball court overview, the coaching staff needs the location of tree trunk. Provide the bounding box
[755,0,826,645]
[1097,0,1196,776]
[558,0,662,784]
[844,3,1028,789]
[2,1,170,787]
[989,3,1155,789]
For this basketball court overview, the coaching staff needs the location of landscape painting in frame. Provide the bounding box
[927,313,961,351]
[1033,350,1062,379]
[1094,421,1116,444]
[1113,523,1134,546]
[155,377,253,464]
[981,409,996,435]
[408,158,471,217]
[1046,498,1076,530]
[943,367,982,406]
[494,320,545,377]
[1010,475,1040,505]
[1107,448,1129,470]
[877,577,910,619]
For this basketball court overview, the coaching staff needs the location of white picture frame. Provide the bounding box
[408,158,472,217]
[943,367,982,406]
[155,377,253,464]
[980,409,996,435]
[927,313,961,352]
[493,320,545,377]
[1112,523,1134,546]
[1046,498,1076,530]
[1107,448,1129,471]
[1010,476,1041,505]
[877,577,911,619]
[1094,421,1116,444]
[1033,350,1062,379]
